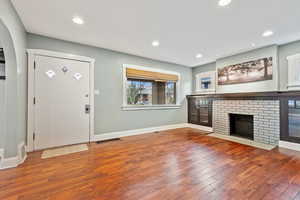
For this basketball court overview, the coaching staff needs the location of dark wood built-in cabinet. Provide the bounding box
[187,96,212,127]
[281,98,300,144]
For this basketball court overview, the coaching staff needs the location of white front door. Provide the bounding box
[34,55,90,150]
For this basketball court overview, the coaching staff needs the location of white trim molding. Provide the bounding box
[209,133,276,151]
[287,53,300,91]
[122,64,181,110]
[0,142,27,170]
[27,49,95,152]
[279,140,300,152]
[187,124,213,132]
[92,123,213,142]
[27,49,95,63]
[92,123,187,141]
[122,105,181,111]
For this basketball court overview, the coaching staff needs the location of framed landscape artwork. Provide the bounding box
[218,57,273,85]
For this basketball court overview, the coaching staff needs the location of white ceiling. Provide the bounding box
[11,0,300,67]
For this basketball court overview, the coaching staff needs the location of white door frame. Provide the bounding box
[27,49,95,152]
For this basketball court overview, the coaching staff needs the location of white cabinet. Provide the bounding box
[287,54,300,91]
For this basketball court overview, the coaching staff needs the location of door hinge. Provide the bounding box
[33,97,36,105]
[33,132,35,141]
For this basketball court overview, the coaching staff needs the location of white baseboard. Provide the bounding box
[92,123,188,141]
[92,123,213,142]
[279,140,300,152]
[186,124,213,132]
[0,142,27,170]
[209,133,276,150]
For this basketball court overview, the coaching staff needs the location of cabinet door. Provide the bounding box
[188,98,200,125]
[188,97,212,127]
[281,99,300,143]
[198,99,212,127]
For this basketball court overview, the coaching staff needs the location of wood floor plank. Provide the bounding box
[0,128,300,200]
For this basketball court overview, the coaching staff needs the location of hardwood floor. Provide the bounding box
[1,128,300,200]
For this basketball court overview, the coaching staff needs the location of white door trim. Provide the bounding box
[27,49,95,152]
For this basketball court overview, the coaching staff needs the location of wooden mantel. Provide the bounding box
[187,91,300,100]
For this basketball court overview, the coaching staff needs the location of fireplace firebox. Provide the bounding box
[230,114,254,140]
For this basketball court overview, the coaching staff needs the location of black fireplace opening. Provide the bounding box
[229,114,254,140]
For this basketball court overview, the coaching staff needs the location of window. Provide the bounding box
[288,100,300,138]
[123,65,180,109]
[287,54,300,91]
[126,79,177,105]
[127,79,152,105]
[165,82,176,104]
[195,71,216,93]
[201,77,212,89]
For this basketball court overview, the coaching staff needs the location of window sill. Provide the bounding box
[195,89,216,94]
[122,105,181,111]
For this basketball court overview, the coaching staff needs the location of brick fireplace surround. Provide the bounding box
[213,100,280,145]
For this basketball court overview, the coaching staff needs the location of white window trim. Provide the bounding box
[122,64,181,110]
[287,53,300,90]
[195,71,216,94]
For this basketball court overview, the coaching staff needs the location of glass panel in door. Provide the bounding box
[288,100,300,139]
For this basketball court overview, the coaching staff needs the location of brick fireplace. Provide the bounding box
[213,100,280,145]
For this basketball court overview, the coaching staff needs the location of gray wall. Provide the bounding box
[0,0,27,158]
[27,33,192,135]
[192,42,300,94]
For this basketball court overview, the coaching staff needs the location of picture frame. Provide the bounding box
[217,57,273,85]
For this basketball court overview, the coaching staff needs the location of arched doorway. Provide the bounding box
[0,19,19,162]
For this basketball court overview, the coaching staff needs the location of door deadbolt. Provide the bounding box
[85,105,90,114]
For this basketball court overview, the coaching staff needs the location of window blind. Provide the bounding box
[126,68,179,82]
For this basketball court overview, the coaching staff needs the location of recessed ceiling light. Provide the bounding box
[262,30,274,37]
[196,54,203,58]
[152,40,160,47]
[72,16,84,25]
[218,0,232,7]
[251,43,256,47]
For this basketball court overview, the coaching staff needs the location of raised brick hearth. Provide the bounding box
[213,100,280,145]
